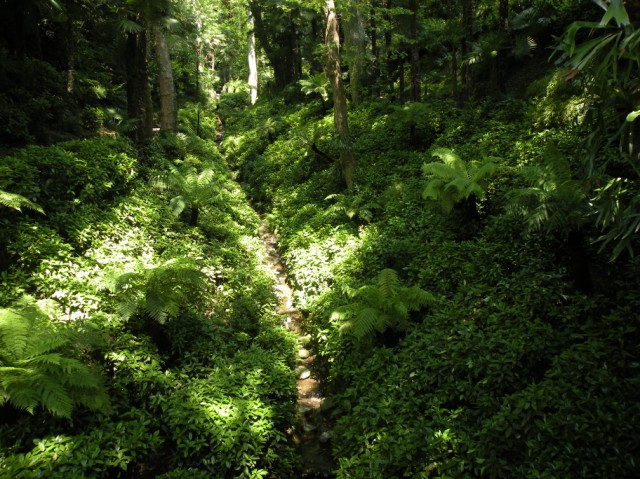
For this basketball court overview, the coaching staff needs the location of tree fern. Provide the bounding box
[422,148,498,213]
[154,161,222,226]
[506,143,590,237]
[101,257,208,324]
[332,269,435,340]
[0,298,108,418]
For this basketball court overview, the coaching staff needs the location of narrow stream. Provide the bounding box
[258,221,335,478]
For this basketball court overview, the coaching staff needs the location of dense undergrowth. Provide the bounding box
[225,85,640,478]
[0,112,299,478]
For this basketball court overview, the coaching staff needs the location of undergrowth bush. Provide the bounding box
[0,112,299,477]
[229,93,640,478]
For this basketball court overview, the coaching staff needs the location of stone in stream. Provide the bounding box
[298,348,311,359]
[298,368,311,380]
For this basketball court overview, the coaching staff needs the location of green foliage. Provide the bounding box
[0,189,44,214]
[325,192,381,224]
[331,269,434,340]
[299,72,330,103]
[507,143,590,236]
[100,257,208,324]
[0,298,108,418]
[422,147,498,213]
[154,160,224,226]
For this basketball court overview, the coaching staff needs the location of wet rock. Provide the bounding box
[298,348,311,359]
[319,431,331,443]
[298,368,311,379]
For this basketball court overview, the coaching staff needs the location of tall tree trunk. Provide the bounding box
[369,7,380,97]
[495,0,509,93]
[153,25,177,132]
[248,11,258,105]
[126,28,152,146]
[460,0,473,105]
[383,0,394,97]
[65,16,75,94]
[451,44,459,101]
[324,0,355,190]
[249,1,299,90]
[409,0,421,101]
[345,5,367,105]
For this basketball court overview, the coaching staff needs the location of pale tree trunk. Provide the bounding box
[345,4,367,105]
[153,25,177,132]
[324,0,355,190]
[248,11,258,105]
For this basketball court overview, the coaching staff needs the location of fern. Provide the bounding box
[0,299,108,418]
[102,257,208,324]
[0,189,44,214]
[332,269,435,340]
[422,148,498,213]
[325,193,381,223]
[299,72,330,102]
[154,161,222,226]
[506,143,590,237]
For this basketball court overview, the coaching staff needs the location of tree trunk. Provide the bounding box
[345,5,367,105]
[460,0,473,105]
[324,0,355,190]
[451,44,459,101]
[249,1,300,90]
[126,28,152,146]
[153,25,177,132]
[496,0,509,93]
[248,11,258,105]
[409,0,421,101]
[369,7,380,97]
[65,16,75,94]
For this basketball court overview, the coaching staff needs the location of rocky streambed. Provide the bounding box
[259,222,335,478]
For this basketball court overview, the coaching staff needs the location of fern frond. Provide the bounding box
[0,300,108,418]
[376,269,400,300]
[333,269,435,341]
[348,307,382,339]
[0,189,44,214]
[170,195,187,217]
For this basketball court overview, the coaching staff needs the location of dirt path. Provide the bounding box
[258,221,335,478]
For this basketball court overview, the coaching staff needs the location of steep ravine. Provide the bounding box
[258,221,335,478]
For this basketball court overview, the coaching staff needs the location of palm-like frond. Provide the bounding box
[0,189,44,214]
[154,161,222,225]
[299,73,330,102]
[422,148,498,212]
[0,300,108,418]
[108,257,208,324]
[507,144,590,236]
[332,269,435,341]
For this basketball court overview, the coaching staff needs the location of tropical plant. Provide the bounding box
[325,192,381,224]
[422,147,498,214]
[0,298,108,418]
[507,143,590,236]
[299,72,330,115]
[331,269,434,340]
[154,160,222,226]
[0,188,44,214]
[101,257,208,324]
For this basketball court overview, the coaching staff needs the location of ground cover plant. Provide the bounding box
[2,0,640,477]
[0,124,299,478]
[225,53,640,479]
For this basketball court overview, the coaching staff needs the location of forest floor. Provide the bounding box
[258,220,335,478]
